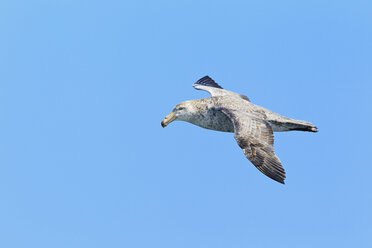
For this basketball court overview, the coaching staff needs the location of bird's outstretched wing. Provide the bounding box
[193,76,250,101]
[219,108,286,184]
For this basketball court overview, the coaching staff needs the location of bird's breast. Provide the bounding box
[189,108,234,133]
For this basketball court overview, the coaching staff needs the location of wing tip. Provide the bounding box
[266,172,286,184]
[193,75,223,89]
[264,170,286,184]
[277,178,286,184]
[245,148,287,184]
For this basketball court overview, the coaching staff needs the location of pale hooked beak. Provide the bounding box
[161,112,176,128]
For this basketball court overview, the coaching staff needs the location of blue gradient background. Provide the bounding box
[1,1,371,247]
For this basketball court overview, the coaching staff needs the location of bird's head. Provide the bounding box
[161,101,197,128]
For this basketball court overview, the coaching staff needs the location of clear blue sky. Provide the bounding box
[1,0,371,247]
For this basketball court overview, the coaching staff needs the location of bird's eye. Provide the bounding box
[178,107,184,110]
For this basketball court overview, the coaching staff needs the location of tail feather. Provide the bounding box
[286,119,318,132]
[268,119,318,132]
[290,124,318,132]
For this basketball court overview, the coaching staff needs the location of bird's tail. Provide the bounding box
[285,120,318,132]
[269,118,318,132]
[289,123,318,132]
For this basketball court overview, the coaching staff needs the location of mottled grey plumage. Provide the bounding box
[161,76,317,184]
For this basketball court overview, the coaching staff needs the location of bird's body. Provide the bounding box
[179,96,317,133]
[161,76,317,184]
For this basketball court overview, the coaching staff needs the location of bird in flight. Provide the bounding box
[161,76,317,184]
